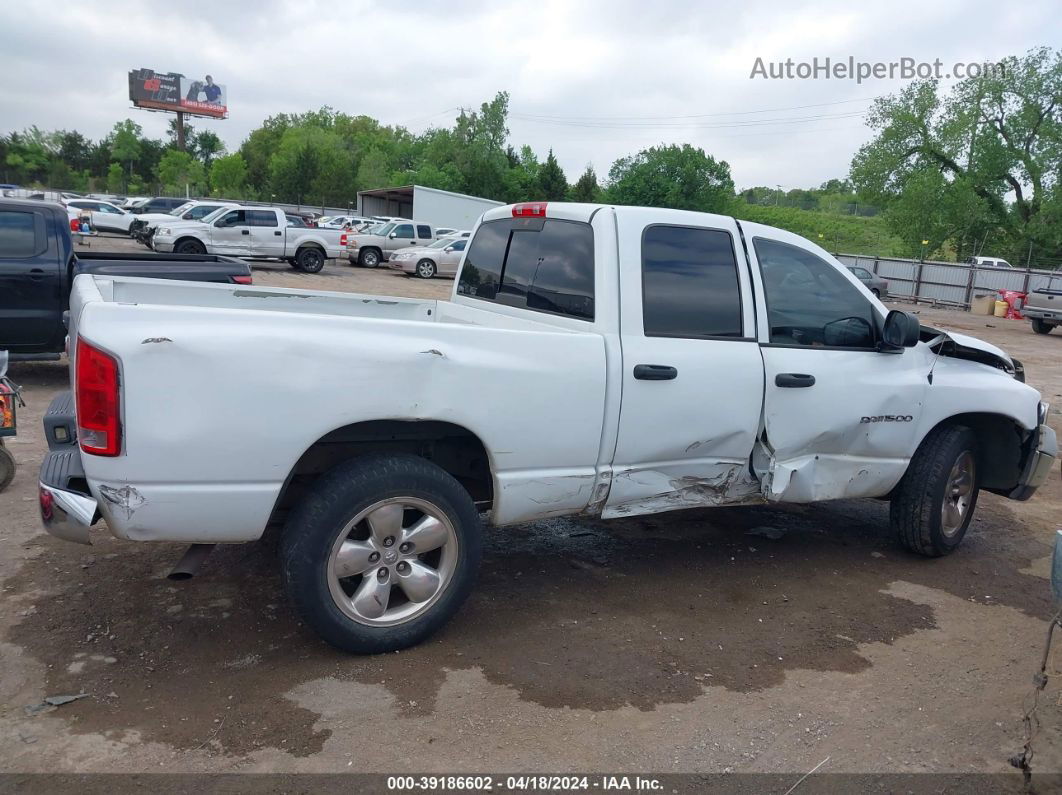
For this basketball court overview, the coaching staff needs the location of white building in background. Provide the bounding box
[357,185,503,229]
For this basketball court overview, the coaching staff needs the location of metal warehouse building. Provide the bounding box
[356,185,503,229]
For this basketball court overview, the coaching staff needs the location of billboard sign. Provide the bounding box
[128,68,227,119]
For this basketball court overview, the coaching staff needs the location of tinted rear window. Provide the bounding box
[248,210,278,227]
[457,218,594,321]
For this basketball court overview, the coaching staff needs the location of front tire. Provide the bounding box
[890,425,980,557]
[281,453,482,654]
[175,238,206,255]
[1031,318,1054,335]
[358,249,381,268]
[871,288,881,298]
[415,259,436,279]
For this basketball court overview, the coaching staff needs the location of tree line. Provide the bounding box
[3,46,1059,266]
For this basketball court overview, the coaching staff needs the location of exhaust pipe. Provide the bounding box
[168,543,216,580]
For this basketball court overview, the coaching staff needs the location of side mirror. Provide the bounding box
[389,232,398,239]
[879,310,920,353]
[824,317,874,347]
[444,247,454,253]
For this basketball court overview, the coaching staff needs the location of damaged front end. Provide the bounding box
[922,325,1025,381]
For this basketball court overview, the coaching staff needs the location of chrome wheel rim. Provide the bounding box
[941,451,975,537]
[417,261,434,278]
[327,497,458,626]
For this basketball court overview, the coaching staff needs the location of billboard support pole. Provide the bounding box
[176,111,186,152]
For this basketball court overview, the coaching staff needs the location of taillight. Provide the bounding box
[75,337,121,456]
[512,202,547,217]
[69,217,79,232]
[340,233,347,246]
[232,274,253,285]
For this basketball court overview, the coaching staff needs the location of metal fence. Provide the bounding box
[833,253,1062,308]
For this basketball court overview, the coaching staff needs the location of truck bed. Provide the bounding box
[68,275,608,541]
[75,251,251,284]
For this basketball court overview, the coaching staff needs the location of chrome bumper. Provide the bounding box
[1008,422,1058,501]
[39,482,98,545]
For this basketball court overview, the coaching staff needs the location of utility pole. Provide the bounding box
[176,111,186,152]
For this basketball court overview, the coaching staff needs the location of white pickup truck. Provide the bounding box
[152,206,344,272]
[39,202,1057,654]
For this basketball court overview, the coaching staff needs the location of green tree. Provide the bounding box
[195,130,225,170]
[356,148,390,190]
[569,165,601,203]
[106,162,125,194]
[536,149,568,200]
[209,152,248,198]
[851,46,1062,262]
[605,144,735,212]
[270,126,354,204]
[155,149,205,194]
[110,119,142,183]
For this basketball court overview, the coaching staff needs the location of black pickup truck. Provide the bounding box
[0,199,252,356]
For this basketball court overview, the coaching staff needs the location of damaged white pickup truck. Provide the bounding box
[39,201,1057,653]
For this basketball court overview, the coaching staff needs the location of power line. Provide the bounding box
[509,96,880,123]
[509,110,869,131]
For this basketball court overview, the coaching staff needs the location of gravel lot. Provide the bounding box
[1,238,1060,779]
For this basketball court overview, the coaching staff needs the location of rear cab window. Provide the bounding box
[0,209,45,257]
[457,217,594,321]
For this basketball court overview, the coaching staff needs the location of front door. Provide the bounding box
[438,239,466,276]
[0,206,61,351]
[745,230,932,502]
[210,209,251,256]
[604,210,766,518]
[386,223,417,257]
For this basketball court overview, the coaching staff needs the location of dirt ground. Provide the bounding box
[1,239,1060,780]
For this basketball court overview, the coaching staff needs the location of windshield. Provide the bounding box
[427,238,452,249]
[374,223,396,236]
[169,202,194,216]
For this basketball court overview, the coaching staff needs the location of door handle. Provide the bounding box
[633,364,678,381]
[775,373,816,388]
[241,229,250,235]
[274,231,281,236]
[29,268,45,281]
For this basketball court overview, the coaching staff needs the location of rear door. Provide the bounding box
[0,206,61,350]
[415,223,434,244]
[247,209,283,256]
[604,211,766,517]
[209,209,251,256]
[745,226,931,501]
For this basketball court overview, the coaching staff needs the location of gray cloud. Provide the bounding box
[1,0,1057,188]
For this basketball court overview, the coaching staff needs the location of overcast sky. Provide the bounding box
[2,0,1057,190]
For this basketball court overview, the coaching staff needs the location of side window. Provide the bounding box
[852,267,871,279]
[641,225,743,338]
[457,218,594,321]
[393,224,414,239]
[101,204,121,214]
[754,237,877,348]
[416,224,432,239]
[0,210,42,257]
[187,206,214,220]
[216,210,245,228]
[452,240,466,252]
[248,210,278,227]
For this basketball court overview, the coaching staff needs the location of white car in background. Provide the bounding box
[65,199,135,233]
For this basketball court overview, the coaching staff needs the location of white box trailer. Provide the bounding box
[357,185,503,230]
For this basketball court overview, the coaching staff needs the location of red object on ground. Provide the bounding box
[998,289,1026,320]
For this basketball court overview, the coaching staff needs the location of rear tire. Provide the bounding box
[415,259,436,279]
[296,247,326,273]
[175,239,206,255]
[871,288,881,298]
[0,444,14,492]
[1031,318,1053,335]
[890,425,979,557]
[281,453,482,654]
[359,249,381,268]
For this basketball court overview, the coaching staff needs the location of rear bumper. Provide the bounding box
[38,392,98,545]
[1024,307,1062,322]
[1008,421,1058,501]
